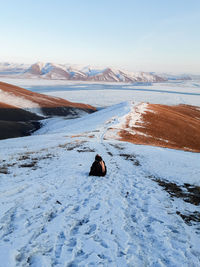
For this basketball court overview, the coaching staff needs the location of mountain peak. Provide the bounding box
[0,61,172,82]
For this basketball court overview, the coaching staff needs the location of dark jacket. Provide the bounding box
[89,160,107,177]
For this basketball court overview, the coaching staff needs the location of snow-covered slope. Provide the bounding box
[0,62,166,82]
[0,101,199,266]
[36,101,200,153]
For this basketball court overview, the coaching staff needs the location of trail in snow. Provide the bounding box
[0,102,200,266]
[0,132,199,266]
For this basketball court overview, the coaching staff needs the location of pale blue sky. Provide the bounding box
[1,0,200,73]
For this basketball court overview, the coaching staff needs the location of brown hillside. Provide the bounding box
[0,81,96,112]
[0,81,96,140]
[119,104,200,152]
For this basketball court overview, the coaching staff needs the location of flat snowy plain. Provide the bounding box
[1,78,200,107]
[0,78,200,266]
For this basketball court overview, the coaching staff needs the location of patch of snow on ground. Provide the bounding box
[127,102,148,128]
[103,102,148,140]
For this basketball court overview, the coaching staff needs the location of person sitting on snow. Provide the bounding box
[89,154,107,177]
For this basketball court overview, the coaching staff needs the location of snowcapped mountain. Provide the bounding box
[25,63,166,82]
[0,62,166,82]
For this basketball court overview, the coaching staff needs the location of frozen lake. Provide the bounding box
[1,78,200,107]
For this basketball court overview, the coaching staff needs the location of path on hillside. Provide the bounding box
[0,127,200,266]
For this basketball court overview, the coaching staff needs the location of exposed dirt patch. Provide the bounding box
[19,161,37,168]
[151,178,200,206]
[71,133,95,139]
[58,141,87,151]
[176,211,200,226]
[147,175,200,225]
[0,162,17,174]
[88,135,95,139]
[0,168,9,174]
[77,147,95,153]
[119,153,141,166]
[17,152,55,170]
[18,155,31,161]
[71,134,85,138]
[109,143,125,151]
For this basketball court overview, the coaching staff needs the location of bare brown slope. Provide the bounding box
[119,104,200,152]
[0,81,96,113]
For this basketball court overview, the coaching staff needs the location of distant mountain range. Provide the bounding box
[0,62,179,83]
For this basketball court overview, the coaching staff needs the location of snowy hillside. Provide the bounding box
[36,101,200,153]
[0,62,165,82]
[0,81,95,116]
[0,81,95,140]
[0,101,200,266]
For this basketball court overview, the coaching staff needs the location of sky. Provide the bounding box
[0,0,200,73]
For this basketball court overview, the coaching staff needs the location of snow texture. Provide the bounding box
[0,99,200,266]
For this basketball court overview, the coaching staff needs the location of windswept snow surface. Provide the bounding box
[0,78,200,107]
[0,102,200,266]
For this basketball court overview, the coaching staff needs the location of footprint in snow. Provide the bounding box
[70,218,89,236]
[54,231,66,261]
[67,238,77,249]
[92,203,100,211]
[82,198,89,206]
[83,185,92,192]
[84,224,97,235]
[72,205,80,213]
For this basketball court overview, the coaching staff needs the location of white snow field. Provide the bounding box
[0,101,200,267]
[1,78,200,107]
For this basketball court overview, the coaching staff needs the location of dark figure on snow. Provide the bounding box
[89,154,107,177]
